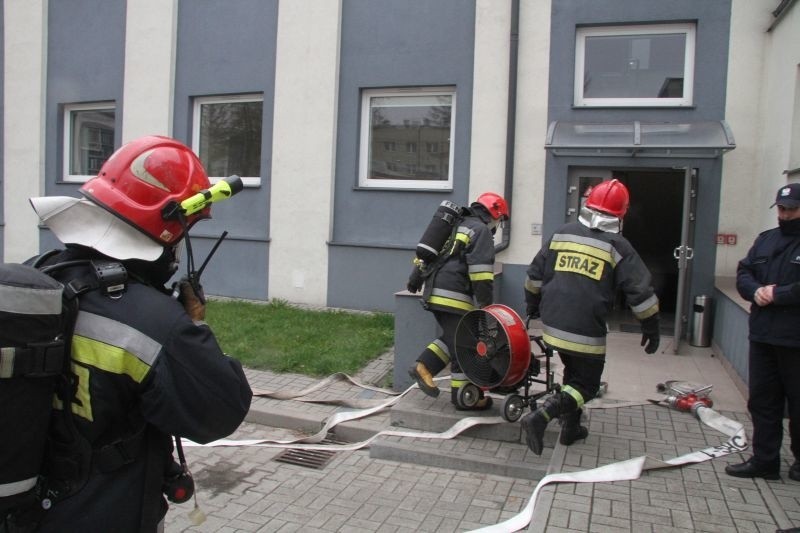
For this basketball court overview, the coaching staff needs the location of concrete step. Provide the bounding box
[369,388,560,481]
[369,433,553,481]
[387,388,561,445]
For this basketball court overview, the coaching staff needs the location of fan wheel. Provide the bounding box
[501,394,525,422]
[456,383,481,409]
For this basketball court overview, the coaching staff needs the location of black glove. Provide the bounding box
[640,315,660,354]
[407,265,424,294]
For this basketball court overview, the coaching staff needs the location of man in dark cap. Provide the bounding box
[727,182,800,481]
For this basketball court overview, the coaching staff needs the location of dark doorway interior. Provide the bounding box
[610,169,684,334]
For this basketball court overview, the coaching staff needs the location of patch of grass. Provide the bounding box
[205,299,394,377]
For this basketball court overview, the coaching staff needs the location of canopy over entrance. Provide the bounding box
[545,120,736,158]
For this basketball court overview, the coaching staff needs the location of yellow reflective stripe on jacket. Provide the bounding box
[428,295,475,312]
[468,263,494,282]
[549,235,618,267]
[71,335,151,384]
[74,311,161,369]
[631,294,660,320]
[524,277,541,295]
[429,288,475,312]
[64,311,163,421]
[542,324,606,356]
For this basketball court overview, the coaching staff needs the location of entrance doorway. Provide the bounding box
[566,167,689,336]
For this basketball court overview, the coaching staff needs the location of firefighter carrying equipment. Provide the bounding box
[407,200,466,294]
[524,217,659,357]
[416,200,466,266]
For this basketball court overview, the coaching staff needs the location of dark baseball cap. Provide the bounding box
[771,182,800,208]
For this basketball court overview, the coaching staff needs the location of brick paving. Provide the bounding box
[164,343,800,532]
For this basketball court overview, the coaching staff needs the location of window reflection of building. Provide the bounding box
[68,106,115,178]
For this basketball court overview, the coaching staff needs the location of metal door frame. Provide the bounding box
[671,167,698,353]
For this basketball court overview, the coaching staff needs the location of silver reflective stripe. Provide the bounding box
[0,283,62,314]
[0,476,37,497]
[524,278,541,291]
[432,339,449,356]
[543,324,605,347]
[430,288,473,305]
[418,242,438,256]
[74,312,162,366]
[468,264,492,274]
[631,294,659,314]
[0,347,16,378]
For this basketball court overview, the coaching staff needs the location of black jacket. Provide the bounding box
[423,208,496,314]
[525,218,658,356]
[737,221,800,348]
[37,249,252,532]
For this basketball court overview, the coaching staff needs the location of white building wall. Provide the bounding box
[719,0,800,276]
[506,0,550,266]
[468,0,510,207]
[755,4,800,231]
[122,0,177,141]
[268,0,341,305]
[3,0,47,262]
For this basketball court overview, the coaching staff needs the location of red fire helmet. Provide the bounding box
[80,135,211,246]
[474,192,509,220]
[585,179,629,218]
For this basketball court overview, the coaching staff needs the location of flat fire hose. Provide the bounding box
[182,374,748,533]
[181,375,509,450]
[466,404,748,533]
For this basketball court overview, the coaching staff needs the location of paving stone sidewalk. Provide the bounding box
[165,348,800,532]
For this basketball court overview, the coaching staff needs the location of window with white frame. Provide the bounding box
[359,88,455,189]
[63,102,116,182]
[192,94,263,187]
[574,23,695,107]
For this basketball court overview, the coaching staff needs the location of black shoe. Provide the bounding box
[560,408,588,446]
[560,422,588,445]
[725,458,780,480]
[790,462,800,482]
[521,411,549,456]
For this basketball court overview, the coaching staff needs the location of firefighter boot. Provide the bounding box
[560,408,588,446]
[409,362,439,397]
[521,393,565,456]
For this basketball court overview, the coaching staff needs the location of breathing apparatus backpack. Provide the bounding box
[0,254,130,528]
[406,200,467,294]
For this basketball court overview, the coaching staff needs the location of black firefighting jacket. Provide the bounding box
[37,250,252,533]
[524,216,659,357]
[422,208,496,315]
[737,220,800,348]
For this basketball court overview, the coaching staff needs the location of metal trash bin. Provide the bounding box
[690,295,712,347]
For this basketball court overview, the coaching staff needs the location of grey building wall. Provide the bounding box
[328,0,477,311]
[0,6,4,262]
[43,0,126,206]
[523,0,734,330]
[173,0,278,300]
[713,288,749,384]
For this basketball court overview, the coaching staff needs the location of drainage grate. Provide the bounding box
[273,438,341,470]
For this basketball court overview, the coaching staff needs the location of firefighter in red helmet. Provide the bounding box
[25,136,252,532]
[407,192,509,409]
[521,179,659,455]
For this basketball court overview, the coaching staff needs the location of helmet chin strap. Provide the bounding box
[176,213,196,280]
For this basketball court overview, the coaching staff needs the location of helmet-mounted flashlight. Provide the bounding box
[162,175,244,220]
